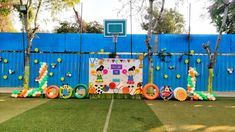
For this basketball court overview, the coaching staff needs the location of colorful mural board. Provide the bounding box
[89,58,143,95]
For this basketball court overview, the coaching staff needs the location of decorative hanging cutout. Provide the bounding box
[57,58,62,63]
[34,48,39,53]
[3,75,8,80]
[163,74,168,79]
[8,69,15,75]
[168,66,175,70]
[184,59,189,64]
[66,72,72,77]
[18,76,23,80]
[156,66,160,71]
[60,77,65,81]
[158,48,172,62]
[227,68,233,74]
[176,74,181,79]
[49,72,53,77]
[4,59,8,63]
[196,58,201,64]
[190,50,195,55]
[34,59,39,64]
[51,63,56,69]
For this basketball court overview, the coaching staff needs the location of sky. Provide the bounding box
[13,0,218,34]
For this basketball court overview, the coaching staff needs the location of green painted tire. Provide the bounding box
[74,84,88,99]
[60,86,73,99]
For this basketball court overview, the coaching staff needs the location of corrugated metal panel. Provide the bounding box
[158,34,188,53]
[214,55,235,91]
[0,52,24,87]
[65,33,81,52]
[231,34,235,53]
[190,35,232,53]
[153,55,188,90]
[80,34,153,52]
[31,33,66,52]
[0,33,25,51]
[81,34,118,52]
[132,34,155,53]
[30,53,80,88]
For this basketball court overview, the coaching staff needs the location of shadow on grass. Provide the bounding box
[146,97,235,132]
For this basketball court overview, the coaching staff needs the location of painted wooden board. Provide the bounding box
[89,58,143,94]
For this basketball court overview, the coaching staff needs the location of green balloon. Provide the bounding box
[12,90,21,95]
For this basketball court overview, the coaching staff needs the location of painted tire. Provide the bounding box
[60,86,73,99]
[142,83,159,100]
[159,86,174,100]
[74,84,88,99]
[174,87,187,101]
[46,85,60,99]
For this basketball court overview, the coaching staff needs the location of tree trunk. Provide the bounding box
[206,4,229,93]
[23,38,32,90]
[146,0,153,83]
[208,68,213,93]
[22,0,42,89]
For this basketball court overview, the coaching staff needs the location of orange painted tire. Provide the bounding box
[46,85,60,99]
[142,83,159,100]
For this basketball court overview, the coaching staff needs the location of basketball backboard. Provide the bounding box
[104,19,127,37]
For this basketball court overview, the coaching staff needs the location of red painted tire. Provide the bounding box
[142,83,159,100]
[46,85,60,99]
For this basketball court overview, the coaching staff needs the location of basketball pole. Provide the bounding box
[113,34,118,57]
[130,0,133,58]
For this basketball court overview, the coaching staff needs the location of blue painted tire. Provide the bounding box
[159,86,174,100]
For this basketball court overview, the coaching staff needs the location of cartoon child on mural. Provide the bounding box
[96,65,104,83]
[127,66,135,87]
[123,66,135,95]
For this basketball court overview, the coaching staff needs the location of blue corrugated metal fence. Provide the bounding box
[0,33,234,91]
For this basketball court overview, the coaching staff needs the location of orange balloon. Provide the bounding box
[89,86,96,94]
[122,86,129,94]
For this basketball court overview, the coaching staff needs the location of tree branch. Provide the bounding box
[20,0,23,5]
[212,2,229,67]
[202,41,211,59]
[153,0,165,30]
[34,0,42,29]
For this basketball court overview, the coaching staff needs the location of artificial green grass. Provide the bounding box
[0,93,48,123]
[108,100,166,132]
[146,97,235,132]
[0,99,111,132]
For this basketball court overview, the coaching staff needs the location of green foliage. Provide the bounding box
[62,0,80,7]
[49,0,80,14]
[55,21,78,33]
[86,21,103,33]
[55,21,103,33]
[209,0,235,33]
[142,8,185,34]
[0,0,16,32]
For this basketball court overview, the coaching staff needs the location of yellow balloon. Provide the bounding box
[135,68,140,74]
[91,70,96,75]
